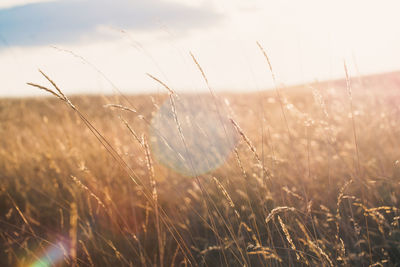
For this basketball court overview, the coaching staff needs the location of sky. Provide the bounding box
[0,0,400,96]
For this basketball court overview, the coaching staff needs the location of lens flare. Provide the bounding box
[29,242,66,267]
[150,95,238,176]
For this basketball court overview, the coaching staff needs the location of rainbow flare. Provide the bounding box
[29,243,66,267]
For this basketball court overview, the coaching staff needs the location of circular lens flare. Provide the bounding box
[150,95,238,176]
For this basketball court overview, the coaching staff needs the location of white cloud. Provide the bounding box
[0,0,55,9]
[0,0,221,46]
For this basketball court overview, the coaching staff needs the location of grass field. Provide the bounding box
[1,70,400,266]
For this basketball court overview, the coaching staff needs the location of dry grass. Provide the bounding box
[1,70,400,266]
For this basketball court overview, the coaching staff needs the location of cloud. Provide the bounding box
[0,0,221,47]
[0,0,55,9]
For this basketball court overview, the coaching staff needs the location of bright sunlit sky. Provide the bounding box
[0,0,399,96]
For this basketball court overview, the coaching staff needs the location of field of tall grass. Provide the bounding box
[1,67,400,266]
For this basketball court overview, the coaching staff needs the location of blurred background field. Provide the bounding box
[1,71,400,266]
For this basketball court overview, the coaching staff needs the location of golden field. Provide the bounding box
[1,71,400,266]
